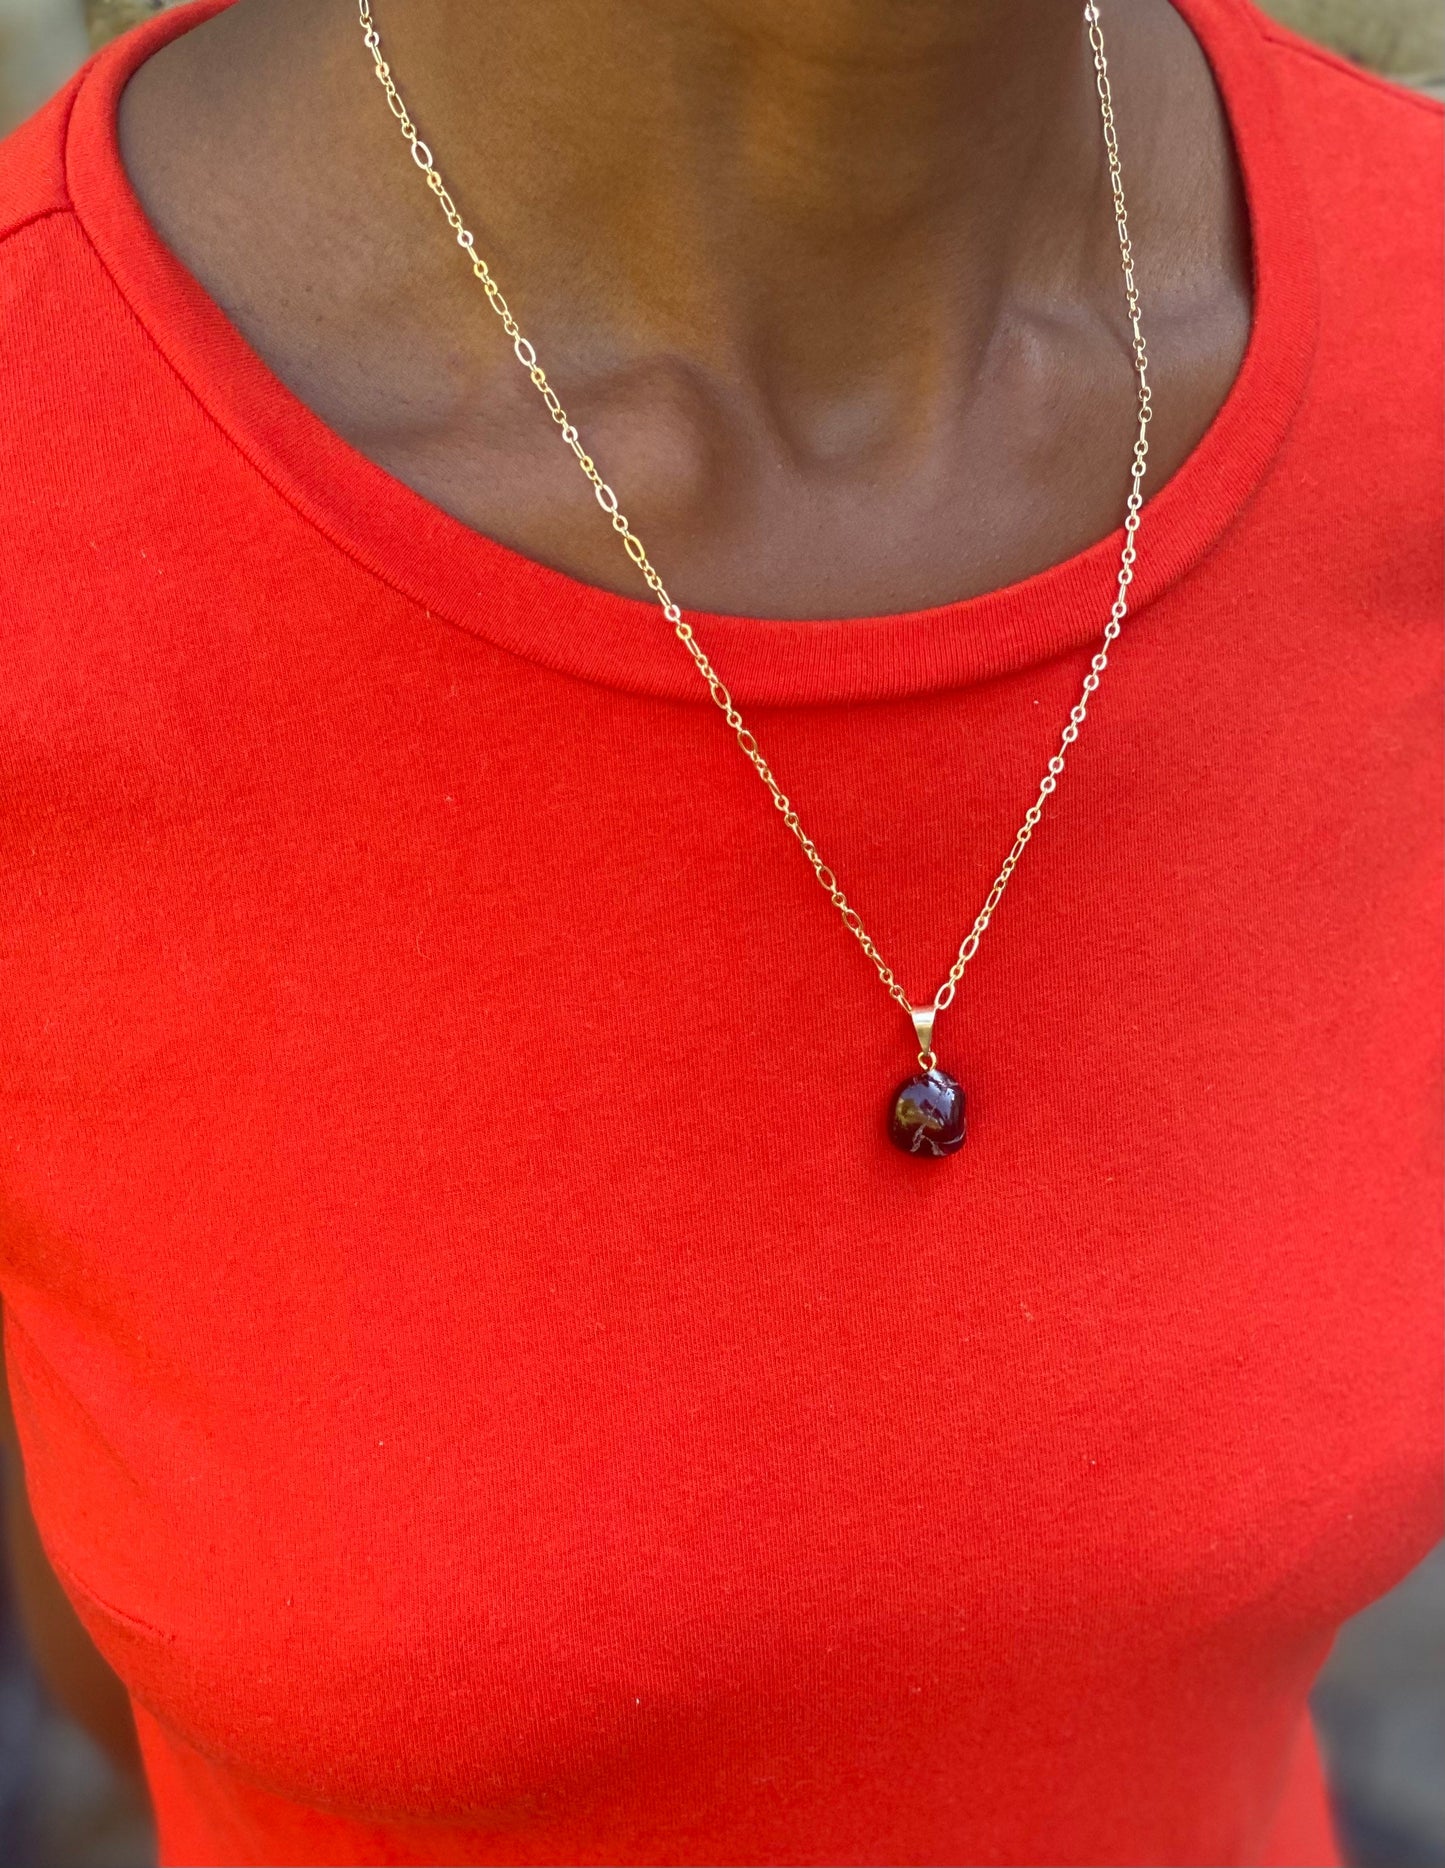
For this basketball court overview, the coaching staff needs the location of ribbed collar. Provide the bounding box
[65,0,1319,705]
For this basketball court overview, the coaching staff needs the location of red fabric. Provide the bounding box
[0,2,1440,1863]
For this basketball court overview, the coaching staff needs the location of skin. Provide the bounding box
[112,0,1251,618]
[0,1318,143,1777]
[11,0,1251,1770]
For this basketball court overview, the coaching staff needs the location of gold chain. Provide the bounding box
[357,0,1152,1070]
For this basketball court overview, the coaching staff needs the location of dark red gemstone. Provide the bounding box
[888,1068,966,1157]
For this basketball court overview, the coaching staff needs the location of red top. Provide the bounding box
[1,2,1440,1863]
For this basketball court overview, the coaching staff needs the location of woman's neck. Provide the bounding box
[373,0,1098,384]
[117,0,1250,616]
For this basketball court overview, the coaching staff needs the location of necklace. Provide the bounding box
[357,0,1152,1159]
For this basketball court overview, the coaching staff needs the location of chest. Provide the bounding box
[1,535,1439,1821]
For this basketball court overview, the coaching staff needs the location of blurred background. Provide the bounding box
[0,0,1442,1863]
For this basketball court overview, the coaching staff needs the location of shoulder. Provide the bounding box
[0,68,82,245]
[0,55,194,779]
[1258,12,1442,251]
[1250,15,1440,512]
[1257,6,1442,130]
[0,67,120,412]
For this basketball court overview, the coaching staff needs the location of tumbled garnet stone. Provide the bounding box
[888,1069,966,1157]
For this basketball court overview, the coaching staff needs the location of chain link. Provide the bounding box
[358,0,1151,1062]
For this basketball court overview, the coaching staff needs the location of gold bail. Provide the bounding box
[910,1003,936,1062]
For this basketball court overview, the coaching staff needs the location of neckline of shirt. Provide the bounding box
[65,0,1319,708]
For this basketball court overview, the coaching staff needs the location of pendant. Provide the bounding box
[889,1068,966,1156]
[887,1003,966,1157]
